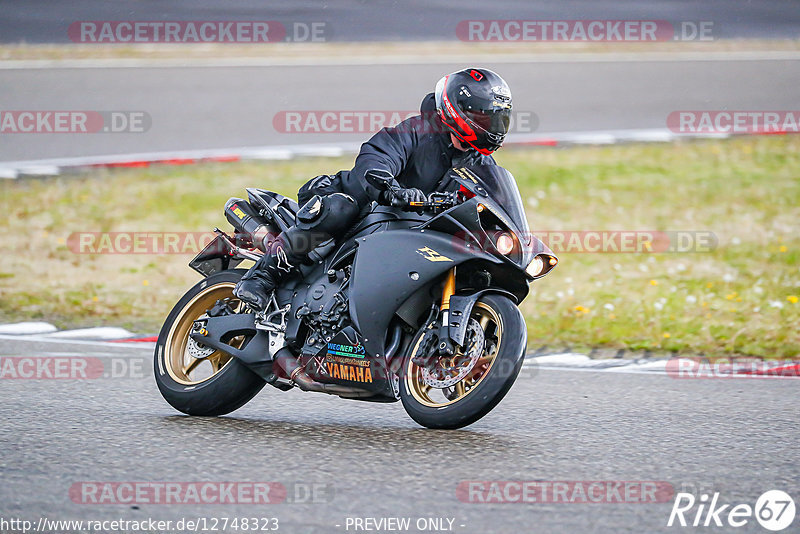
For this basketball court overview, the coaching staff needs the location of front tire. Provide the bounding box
[400,294,526,430]
[154,269,266,416]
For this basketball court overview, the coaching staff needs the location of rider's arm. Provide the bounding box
[341,116,422,207]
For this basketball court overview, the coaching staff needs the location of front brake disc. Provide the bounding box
[421,319,485,389]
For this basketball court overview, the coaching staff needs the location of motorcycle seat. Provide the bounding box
[247,188,300,229]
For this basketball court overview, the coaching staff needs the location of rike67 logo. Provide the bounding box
[668,490,796,531]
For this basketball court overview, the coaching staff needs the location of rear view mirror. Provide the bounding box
[365,169,395,191]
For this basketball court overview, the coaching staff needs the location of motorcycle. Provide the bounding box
[154,165,557,429]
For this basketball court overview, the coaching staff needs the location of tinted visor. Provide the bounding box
[464,107,511,136]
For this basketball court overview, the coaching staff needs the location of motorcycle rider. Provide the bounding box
[233,68,513,312]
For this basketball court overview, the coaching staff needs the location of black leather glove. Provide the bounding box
[365,168,426,209]
[390,187,427,208]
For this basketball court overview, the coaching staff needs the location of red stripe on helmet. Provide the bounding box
[441,75,477,142]
[440,120,494,155]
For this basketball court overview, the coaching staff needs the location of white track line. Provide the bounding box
[0,333,153,349]
[1,50,798,70]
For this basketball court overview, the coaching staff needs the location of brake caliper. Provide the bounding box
[414,320,486,389]
[411,327,440,370]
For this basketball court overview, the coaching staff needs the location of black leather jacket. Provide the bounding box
[335,93,497,209]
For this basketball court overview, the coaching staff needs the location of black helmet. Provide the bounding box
[434,68,512,154]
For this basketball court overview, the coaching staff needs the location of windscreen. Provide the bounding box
[449,165,532,244]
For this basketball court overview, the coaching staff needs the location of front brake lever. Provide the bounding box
[408,192,459,213]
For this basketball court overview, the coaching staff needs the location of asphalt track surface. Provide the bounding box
[1,0,799,42]
[2,55,800,162]
[0,336,797,533]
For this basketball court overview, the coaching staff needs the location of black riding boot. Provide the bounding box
[234,240,297,312]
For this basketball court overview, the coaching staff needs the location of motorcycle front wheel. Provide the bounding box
[400,294,527,429]
[154,269,265,416]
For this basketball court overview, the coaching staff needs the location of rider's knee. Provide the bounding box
[284,193,359,255]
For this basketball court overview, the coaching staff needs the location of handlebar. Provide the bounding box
[407,191,460,213]
[382,186,460,213]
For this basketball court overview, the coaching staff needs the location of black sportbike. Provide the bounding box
[154,165,557,429]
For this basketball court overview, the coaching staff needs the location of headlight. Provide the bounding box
[526,256,544,277]
[526,254,558,278]
[495,232,515,255]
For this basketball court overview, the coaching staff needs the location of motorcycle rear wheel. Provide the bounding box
[154,269,265,416]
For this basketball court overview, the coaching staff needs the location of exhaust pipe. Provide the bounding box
[224,198,276,251]
[273,348,374,398]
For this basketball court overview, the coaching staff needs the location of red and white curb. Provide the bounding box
[523,353,672,374]
[0,322,800,379]
[0,321,59,335]
[1,322,796,378]
[0,128,743,180]
[523,353,800,378]
[0,322,156,343]
[0,143,360,179]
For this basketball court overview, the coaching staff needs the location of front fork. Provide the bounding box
[437,267,457,355]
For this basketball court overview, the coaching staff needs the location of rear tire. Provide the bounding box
[154,269,266,416]
[400,294,526,429]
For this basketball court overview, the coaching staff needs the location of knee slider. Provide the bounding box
[322,193,360,232]
[287,193,359,255]
[296,195,325,224]
[296,193,359,234]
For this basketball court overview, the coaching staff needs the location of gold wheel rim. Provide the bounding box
[163,282,246,386]
[406,301,503,407]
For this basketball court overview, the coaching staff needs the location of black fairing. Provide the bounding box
[349,228,506,359]
[445,166,555,270]
[189,235,243,277]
